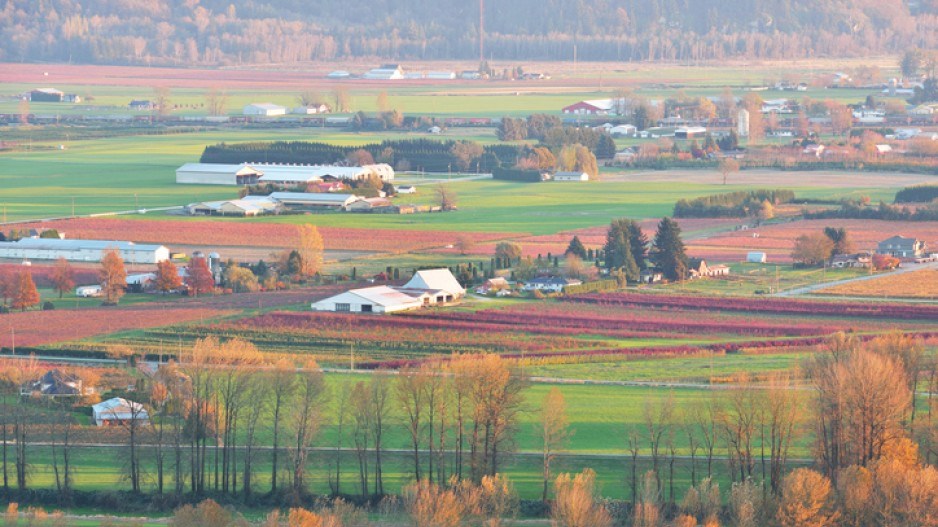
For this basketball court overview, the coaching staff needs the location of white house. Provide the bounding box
[397,185,417,194]
[291,103,330,114]
[553,172,590,182]
[92,398,150,427]
[674,126,708,139]
[311,286,424,313]
[175,163,263,185]
[0,238,169,264]
[243,103,287,117]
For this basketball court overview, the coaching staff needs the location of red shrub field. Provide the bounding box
[0,307,235,348]
[12,218,520,254]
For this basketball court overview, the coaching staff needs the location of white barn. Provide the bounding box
[243,103,287,116]
[175,163,262,185]
[399,268,466,303]
[267,192,361,210]
[92,398,150,427]
[311,286,424,313]
[0,238,169,264]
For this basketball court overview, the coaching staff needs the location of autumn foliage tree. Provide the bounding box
[539,387,572,502]
[551,469,612,527]
[297,224,324,280]
[155,259,183,294]
[99,249,127,305]
[776,468,838,527]
[50,258,75,298]
[10,271,40,311]
[186,257,215,296]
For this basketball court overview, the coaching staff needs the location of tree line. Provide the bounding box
[2,0,936,64]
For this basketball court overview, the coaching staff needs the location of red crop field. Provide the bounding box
[0,263,100,287]
[0,307,235,348]
[13,218,519,254]
[688,219,938,263]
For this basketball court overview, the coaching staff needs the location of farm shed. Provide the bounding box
[747,252,767,263]
[363,64,405,80]
[187,196,280,216]
[267,192,361,211]
[675,126,708,139]
[255,163,395,185]
[553,171,590,182]
[175,163,263,185]
[243,103,287,116]
[0,238,169,264]
[522,276,582,293]
[93,398,150,427]
[311,286,424,313]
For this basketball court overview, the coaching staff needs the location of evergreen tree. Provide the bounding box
[565,235,588,259]
[650,217,689,281]
[626,221,649,271]
[595,134,617,159]
[603,220,639,281]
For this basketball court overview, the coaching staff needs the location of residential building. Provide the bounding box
[878,236,927,258]
[21,370,85,398]
[474,277,510,294]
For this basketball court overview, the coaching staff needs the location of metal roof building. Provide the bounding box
[175,163,263,185]
[0,238,170,264]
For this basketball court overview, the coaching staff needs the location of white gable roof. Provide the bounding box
[92,397,149,420]
[403,269,465,296]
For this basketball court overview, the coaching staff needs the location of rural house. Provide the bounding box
[21,370,85,398]
[553,171,590,182]
[831,252,872,268]
[92,398,150,427]
[877,236,927,259]
[688,259,731,278]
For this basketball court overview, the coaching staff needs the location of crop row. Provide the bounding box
[565,292,938,320]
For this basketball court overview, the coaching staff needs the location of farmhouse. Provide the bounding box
[553,171,590,182]
[129,100,154,111]
[243,103,287,117]
[610,124,637,136]
[92,398,150,427]
[474,277,510,294]
[175,163,263,185]
[640,269,663,284]
[831,252,872,268]
[689,259,730,278]
[311,268,464,313]
[0,238,169,264]
[878,236,927,258]
[21,370,85,398]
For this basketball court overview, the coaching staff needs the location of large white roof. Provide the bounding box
[403,268,465,295]
[92,397,149,419]
[246,103,286,110]
[268,192,359,204]
[177,163,262,176]
[1,238,166,252]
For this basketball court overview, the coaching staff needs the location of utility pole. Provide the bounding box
[10,327,14,356]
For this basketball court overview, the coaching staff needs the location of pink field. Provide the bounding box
[12,218,520,254]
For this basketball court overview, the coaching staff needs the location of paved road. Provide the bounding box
[774,260,938,297]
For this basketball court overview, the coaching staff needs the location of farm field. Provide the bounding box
[814,268,938,298]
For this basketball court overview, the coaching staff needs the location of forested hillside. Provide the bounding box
[1,0,937,65]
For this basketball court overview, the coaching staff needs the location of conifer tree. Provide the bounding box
[650,217,689,281]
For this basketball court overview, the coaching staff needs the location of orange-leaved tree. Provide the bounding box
[11,271,40,311]
[155,259,182,294]
[50,257,75,298]
[99,248,127,305]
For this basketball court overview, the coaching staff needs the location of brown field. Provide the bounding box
[815,269,938,298]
